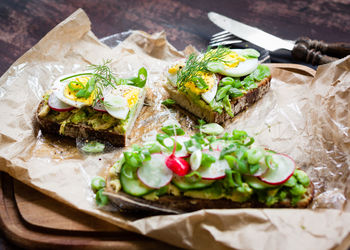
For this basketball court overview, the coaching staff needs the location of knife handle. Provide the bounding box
[292,43,338,65]
[296,37,350,58]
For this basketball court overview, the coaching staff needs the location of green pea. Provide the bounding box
[95,188,109,206]
[91,176,106,192]
[246,148,264,165]
[295,170,310,187]
[146,143,162,154]
[284,176,297,187]
[290,184,306,196]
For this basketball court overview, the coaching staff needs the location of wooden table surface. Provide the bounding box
[0,0,349,248]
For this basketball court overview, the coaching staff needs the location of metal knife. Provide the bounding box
[208,12,350,65]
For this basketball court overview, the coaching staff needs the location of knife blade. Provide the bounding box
[208,12,350,65]
[208,12,294,51]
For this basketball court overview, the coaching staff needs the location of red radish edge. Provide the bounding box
[165,139,190,176]
[93,100,107,112]
[258,153,295,185]
[202,174,226,180]
[48,93,75,112]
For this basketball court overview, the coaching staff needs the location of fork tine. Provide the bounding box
[211,30,231,38]
[210,33,237,43]
[209,40,242,47]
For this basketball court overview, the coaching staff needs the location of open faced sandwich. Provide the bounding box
[36,62,147,146]
[164,47,271,124]
[105,123,313,214]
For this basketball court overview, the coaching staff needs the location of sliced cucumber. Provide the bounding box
[120,165,152,196]
[190,150,202,171]
[244,175,274,190]
[172,176,214,191]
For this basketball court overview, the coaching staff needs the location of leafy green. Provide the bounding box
[161,124,185,136]
[201,153,216,168]
[215,85,231,101]
[223,95,234,117]
[161,99,176,106]
[127,67,148,88]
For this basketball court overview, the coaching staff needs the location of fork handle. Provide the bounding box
[295,37,350,58]
[292,43,338,65]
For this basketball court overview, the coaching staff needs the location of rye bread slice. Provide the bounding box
[105,182,314,214]
[165,75,272,124]
[36,89,146,147]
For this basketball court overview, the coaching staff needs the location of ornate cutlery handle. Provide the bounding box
[296,37,350,58]
[292,43,338,65]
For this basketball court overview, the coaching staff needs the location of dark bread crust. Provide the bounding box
[36,101,126,146]
[106,181,314,214]
[165,75,272,124]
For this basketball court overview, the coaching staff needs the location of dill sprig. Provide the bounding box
[176,47,231,92]
[88,59,119,104]
[66,60,147,105]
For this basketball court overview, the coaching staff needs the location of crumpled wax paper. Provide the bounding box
[0,8,350,250]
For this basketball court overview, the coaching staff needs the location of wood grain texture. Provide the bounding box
[0,0,349,75]
[0,173,178,249]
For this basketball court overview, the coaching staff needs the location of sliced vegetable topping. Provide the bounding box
[137,153,173,189]
[48,92,75,112]
[259,153,296,185]
[112,123,309,206]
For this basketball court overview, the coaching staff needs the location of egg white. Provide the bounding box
[208,49,259,78]
[220,57,258,77]
[201,74,218,104]
[52,71,94,109]
[103,85,141,120]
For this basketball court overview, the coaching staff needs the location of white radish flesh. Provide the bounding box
[259,153,295,185]
[137,153,173,189]
[48,93,75,112]
[197,150,230,180]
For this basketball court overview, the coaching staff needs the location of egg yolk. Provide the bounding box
[222,52,246,68]
[184,72,216,95]
[63,76,95,105]
[168,63,185,74]
[123,88,140,108]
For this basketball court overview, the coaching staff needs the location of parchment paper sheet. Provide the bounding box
[0,9,350,250]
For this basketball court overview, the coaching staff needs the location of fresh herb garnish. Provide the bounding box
[63,60,148,105]
[176,47,231,92]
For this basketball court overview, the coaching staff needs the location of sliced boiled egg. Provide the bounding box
[166,59,186,87]
[53,72,94,109]
[207,49,259,77]
[201,73,218,104]
[103,85,141,120]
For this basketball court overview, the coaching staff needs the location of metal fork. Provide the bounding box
[209,30,242,47]
[209,30,270,63]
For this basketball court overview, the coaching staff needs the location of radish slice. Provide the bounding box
[197,150,230,180]
[93,100,107,112]
[48,93,75,112]
[137,153,173,189]
[252,157,269,177]
[259,153,295,185]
